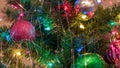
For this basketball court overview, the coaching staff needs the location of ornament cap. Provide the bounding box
[18,12,24,20]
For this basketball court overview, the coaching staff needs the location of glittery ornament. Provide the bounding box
[104,43,120,67]
[10,19,35,41]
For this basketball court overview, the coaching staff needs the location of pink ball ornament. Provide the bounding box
[10,19,35,41]
[104,43,120,67]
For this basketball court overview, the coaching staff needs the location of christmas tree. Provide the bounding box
[0,0,120,68]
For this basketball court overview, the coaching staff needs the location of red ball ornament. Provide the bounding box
[10,19,35,41]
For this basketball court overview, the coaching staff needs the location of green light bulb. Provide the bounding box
[110,20,116,26]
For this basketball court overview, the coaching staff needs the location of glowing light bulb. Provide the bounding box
[79,24,85,29]
[96,0,102,4]
[19,13,24,17]
[16,51,21,56]
[109,20,116,26]
[0,17,2,21]
[47,62,53,67]
[0,15,2,21]
[109,0,113,5]
[81,15,87,20]
[13,49,22,57]
[44,27,51,31]
[112,31,116,35]
[64,6,68,11]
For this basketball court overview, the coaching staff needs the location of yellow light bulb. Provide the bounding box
[80,24,85,29]
[16,51,21,56]
[81,15,87,19]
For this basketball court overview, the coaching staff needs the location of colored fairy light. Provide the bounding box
[48,63,52,66]
[13,50,21,57]
[96,0,102,4]
[112,31,117,35]
[1,30,11,41]
[0,16,2,21]
[19,13,24,17]
[109,0,113,5]
[76,46,84,52]
[47,62,53,67]
[81,15,87,20]
[79,24,85,29]
[64,5,69,11]
[12,49,22,57]
[44,27,51,31]
[109,20,116,26]
[0,18,2,21]
[83,11,87,15]
[16,51,21,56]
[6,35,11,41]
[111,28,118,35]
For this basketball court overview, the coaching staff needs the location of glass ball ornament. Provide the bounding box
[75,0,96,16]
[72,53,106,68]
[10,19,35,41]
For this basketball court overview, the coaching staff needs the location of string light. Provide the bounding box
[79,24,85,29]
[47,62,53,66]
[109,0,113,5]
[16,51,21,56]
[13,49,22,57]
[109,20,117,26]
[0,15,2,21]
[81,15,87,20]
[96,0,102,4]
[44,27,51,31]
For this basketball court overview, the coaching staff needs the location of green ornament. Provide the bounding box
[72,53,106,68]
